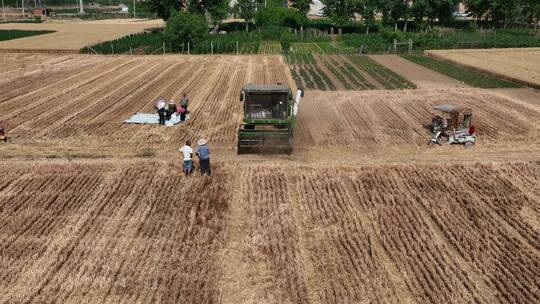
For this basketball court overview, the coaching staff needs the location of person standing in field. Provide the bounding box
[196,138,211,176]
[166,99,177,121]
[179,140,193,177]
[180,93,189,122]
[155,98,167,125]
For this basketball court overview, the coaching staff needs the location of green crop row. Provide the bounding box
[0,29,54,42]
[289,67,302,88]
[323,56,376,90]
[298,67,315,89]
[401,54,521,88]
[346,55,416,89]
[311,64,336,90]
[342,63,376,90]
[305,65,328,90]
[285,52,316,65]
[320,58,353,90]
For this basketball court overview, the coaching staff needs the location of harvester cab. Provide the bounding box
[429,104,476,147]
[238,84,304,154]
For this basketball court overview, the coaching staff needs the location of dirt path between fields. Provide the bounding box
[369,55,470,89]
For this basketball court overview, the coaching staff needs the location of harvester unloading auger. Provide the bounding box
[237,84,304,154]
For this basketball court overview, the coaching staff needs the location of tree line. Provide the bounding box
[320,0,539,33]
[150,0,540,36]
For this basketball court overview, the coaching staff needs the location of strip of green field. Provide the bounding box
[347,55,416,89]
[0,29,54,41]
[402,54,521,88]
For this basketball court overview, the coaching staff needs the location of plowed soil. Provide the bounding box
[0,53,539,304]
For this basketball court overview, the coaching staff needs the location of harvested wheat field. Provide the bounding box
[0,19,164,52]
[0,52,539,304]
[426,48,540,88]
[0,53,293,157]
[0,160,538,303]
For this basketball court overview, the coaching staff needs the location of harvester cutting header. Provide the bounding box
[237,84,304,154]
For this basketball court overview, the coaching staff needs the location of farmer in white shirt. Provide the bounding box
[179,140,193,177]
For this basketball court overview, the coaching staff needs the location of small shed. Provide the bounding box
[32,8,54,16]
[119,4,129,13]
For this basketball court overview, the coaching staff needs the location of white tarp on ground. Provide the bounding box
[123,113,190,126]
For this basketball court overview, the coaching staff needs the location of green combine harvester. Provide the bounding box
[238,84,304,154]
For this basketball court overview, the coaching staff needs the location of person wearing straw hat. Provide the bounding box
[196,138,211,176]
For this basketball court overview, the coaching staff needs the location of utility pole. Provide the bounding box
[78,0,84,14]
[133,0,136,19]
[21,0,25,18]
[2,0,6,22]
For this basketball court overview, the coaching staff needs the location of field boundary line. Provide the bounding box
[342,175,415,304]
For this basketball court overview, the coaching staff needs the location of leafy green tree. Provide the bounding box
[254,6,307,28]
[164,12,209,50]
[410,0,429,29]
[230,2,240,18]
[351,0,378,33]
[280,33,292,52]
[186,0,230,33]
[208,0,230,33]
[435,0,459,24]
[321,0,354,34]
[388,0,408,31]
[187,0,205,14]
[237,0,257,31]
[148,0,185,20]
[291,0,313,15]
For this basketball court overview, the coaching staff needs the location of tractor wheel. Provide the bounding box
[464,141,474,148]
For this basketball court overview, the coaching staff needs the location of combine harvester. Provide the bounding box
[238,84,303,154]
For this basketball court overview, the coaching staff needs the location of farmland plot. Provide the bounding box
[2,160,537,303]
[426,48,540,88]
[286,52,414,90]
[0,54,293,150]
[347,162,540,304]
[0,160,231,303]
[296,89,540,149]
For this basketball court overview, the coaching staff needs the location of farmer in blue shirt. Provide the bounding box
[196,138,211,176]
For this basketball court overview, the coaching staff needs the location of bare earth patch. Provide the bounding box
[369,54,469,89]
